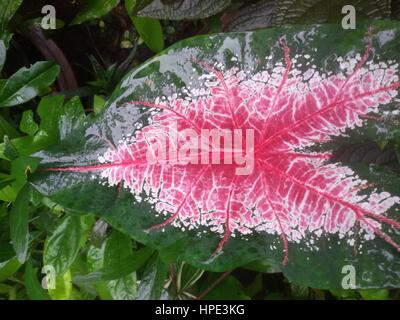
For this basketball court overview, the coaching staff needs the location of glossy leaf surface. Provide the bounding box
[32,22,400,289]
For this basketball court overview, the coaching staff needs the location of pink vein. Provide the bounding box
[332,31,373,105]
[259,165,289,266]
[260,160,400,231]
[194,59,240,128]
[260,39,293,137]
[255,82,400,152]
[127,100,202,134]
[145,165,210,231]
[212,175,237,255]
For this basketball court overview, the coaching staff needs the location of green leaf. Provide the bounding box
[2,135,18,160]
[9,184,30,263]
[0,61,60,107]
[9,156,41,200]
[106,274,137,300]
[37,95,65,139]
[48,269,72,300]
[0,0,23,34]
[130,16,164,53]
[330,288,358,300]
[358,289,390,300]
[44,214,82,275]
[0,114,20,139]
[0,132,51,160]
[24,260,50,300]
[0,39,6,73]
[71,0,120,25]
[11,156,41,187]
[103,230,133,270]
[0,256,21,282]
[0,33,12,74]
[0,243,15,262]
[85,232,141,299]
[93,95,106,114]
[136,254,168,300]
[0,96,86,159]
[20,110,39,136]
[0,283,16,299]
[76,246,153,282]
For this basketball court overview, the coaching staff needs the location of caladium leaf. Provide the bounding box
[32,22,400,289]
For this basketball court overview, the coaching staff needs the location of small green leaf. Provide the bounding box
[37,95,65,139]
[76,246,153,283]
[106,274,137,300]
[0,257,21,282]
[358,289,390,300]
[0,0,23,34]
[0,185,16,202]
[130,16,164,53]
[136,254,168,300]
[93,95,106,114]
[11,156,41,187]
[48,269,72,300]
[85,232,140,300]
[20,110,39,136]
[3,135,18,160]
[9,184,31,263]
[0,40,6,73]
[0,243,15,262]
[24,260,50,300]
[330,288,358,300]
[9,156,41,199]
[71,0,120,25]
[0,114,20,139]
[0,96,85,159]
[103,230,133,270]
[0,283,16,299]
[0,61,60,107]
[0,131,51,159]
[44,214,82,275]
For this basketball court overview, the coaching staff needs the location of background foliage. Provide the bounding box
[0,0,399,300]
